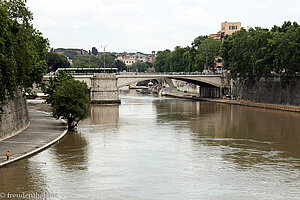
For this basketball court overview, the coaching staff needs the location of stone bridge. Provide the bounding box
[116,74,224,88]
[43,73,229,104]
[48,74,224,88]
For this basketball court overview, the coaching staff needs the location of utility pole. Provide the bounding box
[88,50,91,68]
[101,45,107,73]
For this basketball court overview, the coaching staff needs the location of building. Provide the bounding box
[117,51,156,67]
[151,51,156,63]
[209,21,241,40]
[208,22,241,70]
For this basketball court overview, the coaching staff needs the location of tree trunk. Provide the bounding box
[67,118,75,131]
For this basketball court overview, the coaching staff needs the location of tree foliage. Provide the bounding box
[42,71,73,105]
[72,53,116,68]
[43,71,89,130]
[0,0,48,107]
[153,37,221,72]
[221,21,300,86]
[52,79,89,130]
[153,49,171,72]
[131,61,152,72]
[115,59,127,71]
[46,52,70,72]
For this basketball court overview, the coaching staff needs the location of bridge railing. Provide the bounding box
[119,71,225,76]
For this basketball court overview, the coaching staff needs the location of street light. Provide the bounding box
[101,45,107,73]
[88,50,91,67]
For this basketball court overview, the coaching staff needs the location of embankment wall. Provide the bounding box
[232,76,300,106]
[0,90,29,140]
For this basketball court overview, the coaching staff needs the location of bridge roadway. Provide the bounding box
[43,73,225,89]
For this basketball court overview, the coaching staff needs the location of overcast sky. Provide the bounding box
[27,0,300,53]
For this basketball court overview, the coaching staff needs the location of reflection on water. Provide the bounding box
[1,90,300,199]
[86,105,119,124]
[0,159,47,195]
[50,131,88,171]
[155,99,300,168]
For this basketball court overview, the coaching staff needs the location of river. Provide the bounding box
[1,89,300,199]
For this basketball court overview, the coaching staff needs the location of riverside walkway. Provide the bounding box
[0,109,67,167]
[162,89,300,113]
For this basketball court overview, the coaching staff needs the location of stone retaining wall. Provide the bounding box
[0,90,29,140]
[232,76,300,106]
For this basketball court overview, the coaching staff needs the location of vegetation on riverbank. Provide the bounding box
[222,21,300,86]
[45,51,129,72]
[154,36,221,72]
[154,21,300,86]
[0,0,48,115]
[43,72,89,130]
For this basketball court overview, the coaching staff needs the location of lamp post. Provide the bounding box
[88,50,91,67]
[101,45,107,73]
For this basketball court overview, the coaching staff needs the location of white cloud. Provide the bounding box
[256,1,269,10]
[26,0,300,53]
[287,3,300,13]
[174,6,215,27]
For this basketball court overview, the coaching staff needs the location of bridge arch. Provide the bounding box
[116,75,222,89]
[117,77,159,89]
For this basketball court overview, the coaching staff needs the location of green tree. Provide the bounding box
[72,55,101,68]
[183,47,197,72]
[153,36,221,73]
[222,27,271,81]
[153,49,171,72]
[43,71,89,130]
[192,35,208,48]
[51,79,89,130]
[46,52,70,72]
[195,37,221,71]
[131,61,149,72]
[42,71,73,105]
[269,23,300,85]
[63,50,78,59]
[99,53,116,68]
[0,0,48,112]
[71,53,116,69]
[220,34,234,70]
[221,21,300,86]
[166,46,189,72]
[115,59,127,71]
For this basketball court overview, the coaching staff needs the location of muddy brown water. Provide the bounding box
[1,90,300,199]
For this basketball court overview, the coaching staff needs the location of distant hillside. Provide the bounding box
[53,48,88,59]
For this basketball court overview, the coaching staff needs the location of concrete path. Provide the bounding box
[0,109,67,167]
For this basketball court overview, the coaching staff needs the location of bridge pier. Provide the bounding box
[199,86,220,98]
[90,74,121,104]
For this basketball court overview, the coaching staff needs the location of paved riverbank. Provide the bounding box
[162,90,300,113]
[0,109,67,167]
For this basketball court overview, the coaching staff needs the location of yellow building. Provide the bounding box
[208,22,241,70]
[221,21,241,38]
[209,21,241,40]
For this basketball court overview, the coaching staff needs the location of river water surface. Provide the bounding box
[1,90,300,199]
